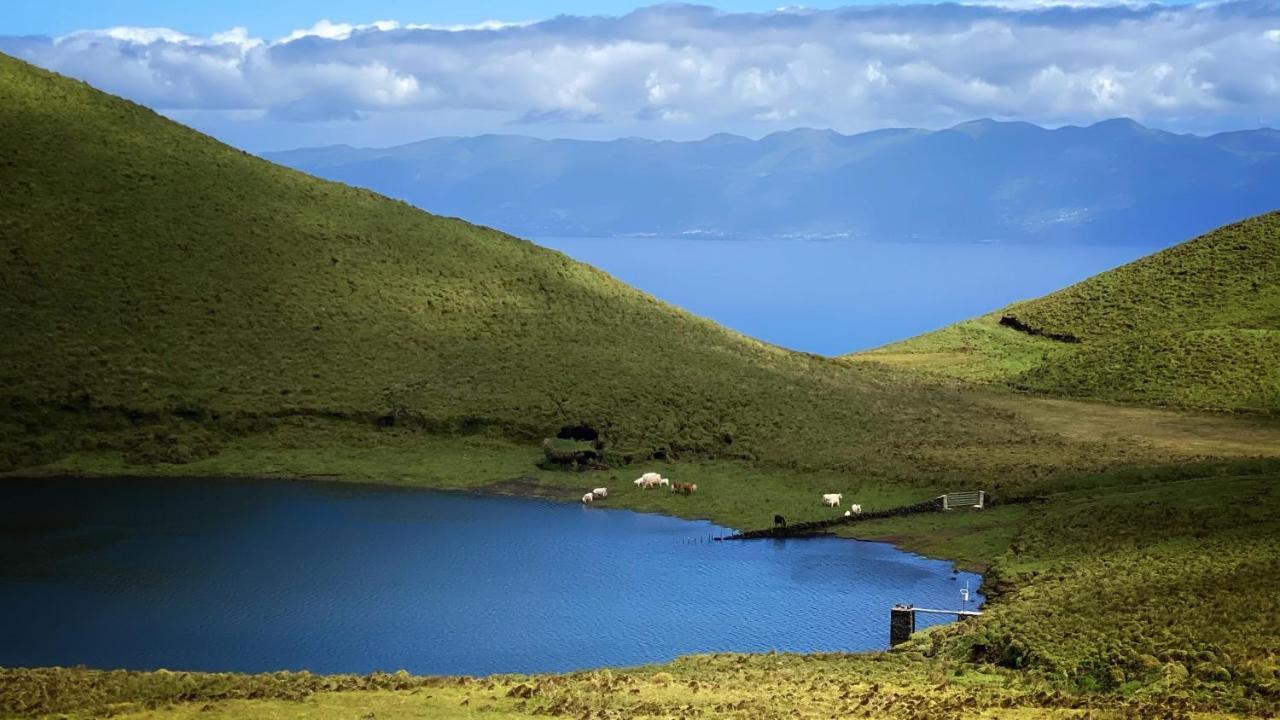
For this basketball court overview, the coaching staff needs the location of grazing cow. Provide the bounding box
[637,472,664,489]
[849,503,862,515]
[822,493,843,507]
[582,493,594,504]
[774,514,786,528]
[672,482,698,495]
[592,487,608,498]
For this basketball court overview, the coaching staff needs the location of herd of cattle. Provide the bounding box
[822,493,864,516]
[580,472,698,503]
[581,475,862,517]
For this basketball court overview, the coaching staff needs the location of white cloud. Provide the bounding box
[276,18,534,43]
[5,2,1280,144]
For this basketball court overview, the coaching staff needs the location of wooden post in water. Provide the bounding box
[890,605,916,646]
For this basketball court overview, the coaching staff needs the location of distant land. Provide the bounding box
[266,119,1280,245]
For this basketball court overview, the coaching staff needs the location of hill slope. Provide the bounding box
[854,213,1280,411]
[265,119,1280,245]
[0,53,1047,477]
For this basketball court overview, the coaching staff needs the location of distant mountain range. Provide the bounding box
[265,119,1280,244]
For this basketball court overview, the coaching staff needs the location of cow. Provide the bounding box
[582,493,594,504]
[672,482,698,495]
[774,515,786,528]
[849,503,862,515]
[844,510,851,517]
[822,493,843,507]
[592,487,608,498]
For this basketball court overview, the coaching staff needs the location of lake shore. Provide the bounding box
[4,438,1279,718]
[0,433,988,571]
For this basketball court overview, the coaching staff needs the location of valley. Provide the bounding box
[1,50,1278,719]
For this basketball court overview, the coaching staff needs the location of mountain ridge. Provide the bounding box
[264,117,1280,244]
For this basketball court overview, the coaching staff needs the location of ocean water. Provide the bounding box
[533,237,1160,355]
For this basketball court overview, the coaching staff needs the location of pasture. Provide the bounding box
[4,459,1277,719]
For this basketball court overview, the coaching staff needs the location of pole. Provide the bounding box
[890,605,915,646]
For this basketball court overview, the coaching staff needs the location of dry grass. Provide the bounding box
[984,396,1280,458]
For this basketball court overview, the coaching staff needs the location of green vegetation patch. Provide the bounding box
[899,464,1280,710]
[853,213,1280,413]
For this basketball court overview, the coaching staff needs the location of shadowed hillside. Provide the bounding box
[854,213,1280,412]
[0,53,1050,478]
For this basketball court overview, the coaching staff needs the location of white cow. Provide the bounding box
[822,493,843,507]
[850,503,863,515]
[592,487,608,498]
[582,492,594,504]
[637,472,664,489]
[844,510,851,517]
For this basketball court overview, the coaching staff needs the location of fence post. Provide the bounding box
[890,605,916,646]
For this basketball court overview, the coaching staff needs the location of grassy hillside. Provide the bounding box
[853,213,1280,412]
[0,52,1047,480]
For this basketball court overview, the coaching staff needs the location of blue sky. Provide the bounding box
[2,1,857,37]
[2,1,1276,151]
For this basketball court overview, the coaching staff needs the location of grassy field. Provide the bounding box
[852,213,1280,412]
[16,396,1280,552]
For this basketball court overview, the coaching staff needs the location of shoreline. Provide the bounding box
[0,468,986,680]
[0,463,983,572]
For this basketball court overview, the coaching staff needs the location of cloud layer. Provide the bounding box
[5,2,1280,147]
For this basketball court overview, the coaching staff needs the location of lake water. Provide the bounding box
[533,237,1162,355]
[0,477,981,676]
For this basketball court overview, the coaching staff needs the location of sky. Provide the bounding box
[3,1,1278,152]
[4,1,856,38]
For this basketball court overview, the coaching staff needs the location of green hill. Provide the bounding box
[0,53,1040,478]
[853,213,1280,412]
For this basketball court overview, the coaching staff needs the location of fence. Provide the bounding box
[940,490,984,510]
[720,489,1007,541]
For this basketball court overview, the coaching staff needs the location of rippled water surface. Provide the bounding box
[0,477,982,675]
